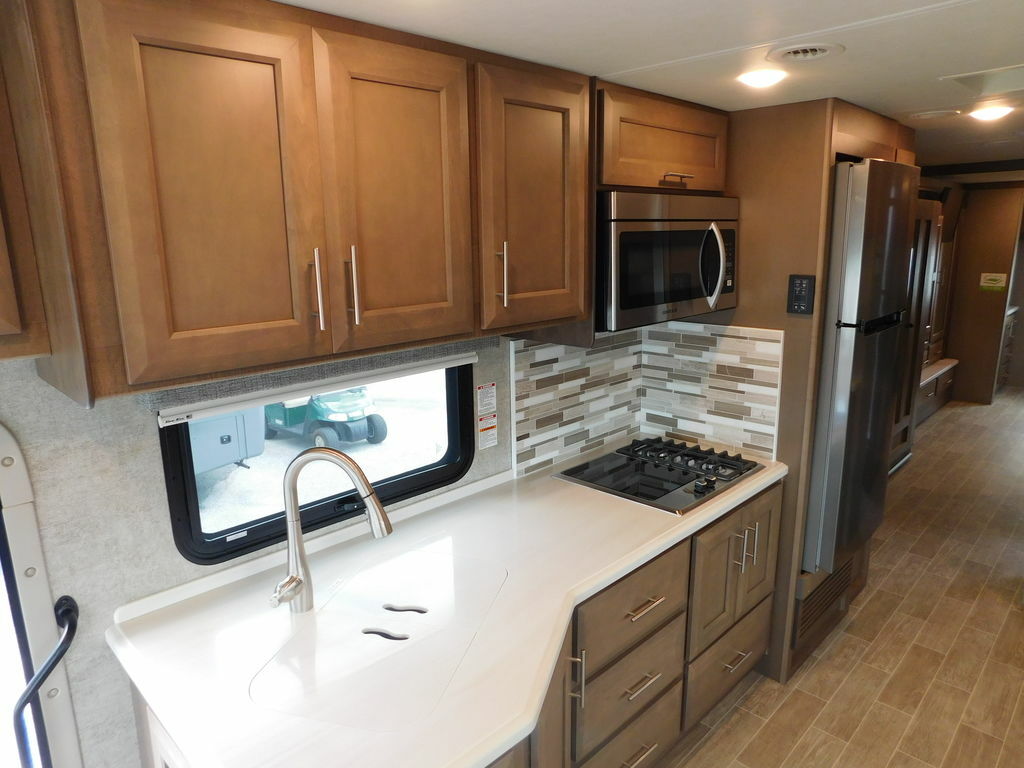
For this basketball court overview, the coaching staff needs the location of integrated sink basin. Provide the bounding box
[249,544,508,731]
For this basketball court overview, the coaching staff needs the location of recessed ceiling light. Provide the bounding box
[737,69,788,88]
[969,105,1014,121]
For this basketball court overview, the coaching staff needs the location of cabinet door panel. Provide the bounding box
[314,31,473,350]
[77,0,330,383]
[736,485,782,616]
[477,63,587,329]
[600,83,727,191]
[688,513,740,660]
[0,204,19,336]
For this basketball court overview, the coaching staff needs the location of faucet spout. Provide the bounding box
[271,447,393,613]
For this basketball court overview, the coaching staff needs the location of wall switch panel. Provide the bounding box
[787,274,815,315]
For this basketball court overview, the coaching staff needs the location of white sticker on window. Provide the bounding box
[476,382,497,415]
[478,413,498,449]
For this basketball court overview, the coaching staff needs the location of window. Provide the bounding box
[161,365,474,563]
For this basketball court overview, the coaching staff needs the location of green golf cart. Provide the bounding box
[263,386,388,450]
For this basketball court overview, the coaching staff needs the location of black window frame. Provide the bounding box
[160,364,476,564]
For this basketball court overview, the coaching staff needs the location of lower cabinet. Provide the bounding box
[536,481,783,768]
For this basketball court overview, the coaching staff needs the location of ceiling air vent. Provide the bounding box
[767,43,845,63]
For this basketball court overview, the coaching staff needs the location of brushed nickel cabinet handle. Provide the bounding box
[569,649,586,709]
[746,521,761,566]
[663,171,695,180]
[350,245,362,326]
[723,649,752,672]
[621,743,659,768]
[624,672,662,702]
[312,248,326,332]
[496,241,509,308]
[626,595,666,622]
[732,530,749,573]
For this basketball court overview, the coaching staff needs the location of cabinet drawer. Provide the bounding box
[684,596,771,731]
[579,681,683,768]
[575,613,686,760]
[577,540,690,673]
[487,741,529,768]
[916,379,940,425]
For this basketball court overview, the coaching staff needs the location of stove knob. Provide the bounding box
[704,475,718,489]
[693,478,709,494]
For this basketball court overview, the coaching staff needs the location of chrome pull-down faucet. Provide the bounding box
[270,447,393,613]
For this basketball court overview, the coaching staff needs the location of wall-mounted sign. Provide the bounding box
[979,273,1008,291]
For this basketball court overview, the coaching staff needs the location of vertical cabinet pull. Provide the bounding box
[749,521,761,565]
[350,245,362,326]
[569,649,586,709]
[312,248,326,331]
[732,530,749,573]
[497,241,509,308]
[621,742,658,768]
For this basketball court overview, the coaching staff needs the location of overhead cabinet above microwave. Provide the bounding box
[599,82,729,192]
[72,0,589,388]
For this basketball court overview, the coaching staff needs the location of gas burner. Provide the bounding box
[616,438,757,481]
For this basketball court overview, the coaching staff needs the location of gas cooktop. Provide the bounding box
[556,437,763,514]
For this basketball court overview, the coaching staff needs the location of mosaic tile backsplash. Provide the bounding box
[513,322,783,475]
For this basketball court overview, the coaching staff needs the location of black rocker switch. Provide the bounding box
[787,274,815,315]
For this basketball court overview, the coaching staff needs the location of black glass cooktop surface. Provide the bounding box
[557,437,763,514]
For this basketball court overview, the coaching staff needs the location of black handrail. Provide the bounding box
[13,596,78,768]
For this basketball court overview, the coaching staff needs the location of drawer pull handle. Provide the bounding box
[722,650,752,673]
[626,595,666,623]
[732,530,749,573]
[568,649,586,709]
[621,742,659,768]
[624,672,662,702]
[663,171,695,180]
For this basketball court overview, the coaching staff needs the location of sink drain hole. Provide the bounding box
[362,628,410,641]
[382,603,429,614]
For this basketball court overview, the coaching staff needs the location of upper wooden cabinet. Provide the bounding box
[76,0,332,383]
[476,63,588,330]
[0,61,49,357]
[0,192,19,336]
[831,100,916,165]
[599,82,728,191]
[313,31,474,352]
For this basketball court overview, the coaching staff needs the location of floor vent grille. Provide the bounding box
[795,558,853,642]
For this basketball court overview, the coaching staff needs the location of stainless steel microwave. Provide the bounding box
[597,191,738,331]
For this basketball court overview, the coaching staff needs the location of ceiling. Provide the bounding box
[284,0,1024,167]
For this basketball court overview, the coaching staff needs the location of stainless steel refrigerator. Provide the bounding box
[803,159,920,573]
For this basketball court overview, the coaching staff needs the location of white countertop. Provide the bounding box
[108,455,787,768]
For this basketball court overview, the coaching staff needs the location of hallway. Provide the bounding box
[673,387,1024,768]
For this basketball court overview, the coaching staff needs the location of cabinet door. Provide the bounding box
[76,0,331,383]
[600,83,727,191]
[736,485,782,617]
[476,62,588,330]
[313,31,474,351]
[0,198,18,336]
[687,512,741,660]
[0,59,49,355]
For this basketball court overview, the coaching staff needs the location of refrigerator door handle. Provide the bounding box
[706,222,726,310]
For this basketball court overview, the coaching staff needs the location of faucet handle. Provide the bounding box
[270,574,304,609]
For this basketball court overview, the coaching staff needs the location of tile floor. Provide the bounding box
[671,386,1024,768]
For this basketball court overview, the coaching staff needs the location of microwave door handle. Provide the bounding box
[707,222,726,310]
[697,226,710,299]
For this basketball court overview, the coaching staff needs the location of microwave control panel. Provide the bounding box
[722,231,737,293]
